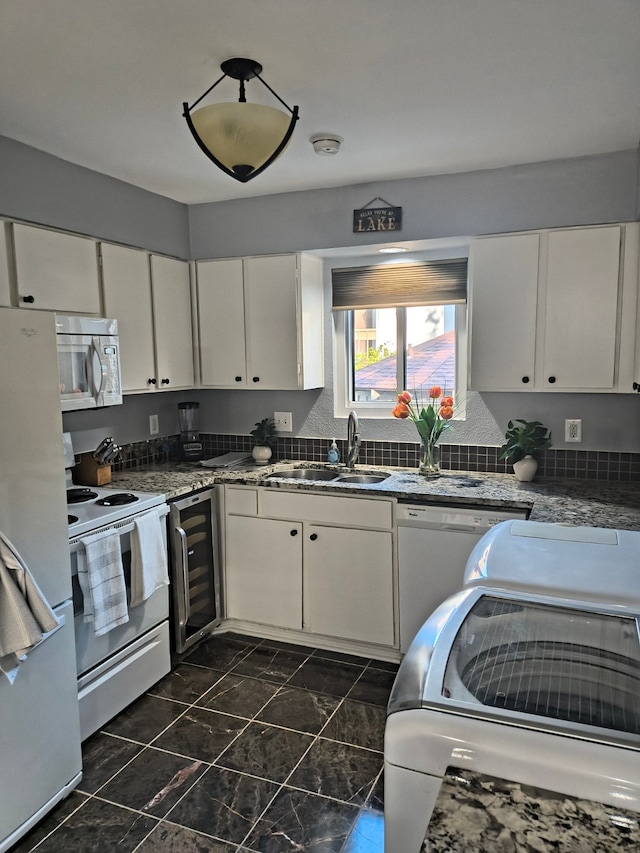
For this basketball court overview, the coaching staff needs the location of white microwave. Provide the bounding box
[56,315,122,411]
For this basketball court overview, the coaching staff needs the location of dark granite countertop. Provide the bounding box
[107,461,640,531]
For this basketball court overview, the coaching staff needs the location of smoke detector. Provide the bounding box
[310,134,342,155]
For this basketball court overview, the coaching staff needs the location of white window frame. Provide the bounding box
[333,303,467,420]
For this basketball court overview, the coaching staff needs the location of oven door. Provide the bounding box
[69,514,169,676]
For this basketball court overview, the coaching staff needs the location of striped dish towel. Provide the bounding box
[78,530,129,636]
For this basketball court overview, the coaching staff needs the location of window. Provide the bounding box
[332,259,468,418]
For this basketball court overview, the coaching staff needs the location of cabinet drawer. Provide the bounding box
[260,489,393,529]
[225,486,258,516]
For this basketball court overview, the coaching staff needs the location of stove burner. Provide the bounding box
[95,492,139,507]
[68,514,78,524]
[67,488,98,504]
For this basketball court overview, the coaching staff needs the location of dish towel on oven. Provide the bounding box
[0,531,59,683]
[129,510,169,608]
[78,529,129,636]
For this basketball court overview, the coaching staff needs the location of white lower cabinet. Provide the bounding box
[223,486,396,649]
[225,514,302,630]
[303,524,394,645]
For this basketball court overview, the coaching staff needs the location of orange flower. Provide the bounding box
[439,405,454,420]
[392,403,411,419]
[429,385,442,399]
[441,396,454,408]
[397,391,412,404]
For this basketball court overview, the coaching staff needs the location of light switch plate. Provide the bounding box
[274,412,293,432]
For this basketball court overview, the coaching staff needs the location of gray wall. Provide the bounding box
[2,135,639,454]
[188,149,639,259]
[0,136,190,258]
[189,148,640,454]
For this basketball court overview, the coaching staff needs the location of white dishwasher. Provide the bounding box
[397,502,528,653]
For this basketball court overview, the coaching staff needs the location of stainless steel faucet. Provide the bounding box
[346,410,361,467]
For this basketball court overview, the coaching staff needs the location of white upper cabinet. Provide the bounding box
[0,226,11,307]
[196,253,324,390]
[542,227,620,389]
[197,258,247,387]
[467,232,539,391]
[12,223,101,314]
[101,245,194,393]
[150,255,195,391]
[101,243,156,392]
[468,224,638,392]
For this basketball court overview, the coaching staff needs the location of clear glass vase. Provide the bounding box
[419,439,440,477]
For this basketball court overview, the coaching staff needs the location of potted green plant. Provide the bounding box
[250,417,278,464]
[499,419,552,481]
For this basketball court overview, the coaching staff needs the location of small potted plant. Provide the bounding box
[250,417,278,465]
[499,419,552,481]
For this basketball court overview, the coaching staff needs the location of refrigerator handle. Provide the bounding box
[176,525,191,626]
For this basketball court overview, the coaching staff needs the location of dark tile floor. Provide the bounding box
[12,634,397,853]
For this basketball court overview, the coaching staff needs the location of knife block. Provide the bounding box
[74,453,112,486]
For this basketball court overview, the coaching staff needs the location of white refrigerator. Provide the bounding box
[0,308,82,852]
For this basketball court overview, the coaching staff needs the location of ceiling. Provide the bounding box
[1,0,639,206]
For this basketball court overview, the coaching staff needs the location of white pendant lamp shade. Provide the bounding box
[183,57,299,183]
[190,102,293,177]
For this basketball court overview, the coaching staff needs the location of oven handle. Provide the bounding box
[69,505,170,552]
[176,524,191,626]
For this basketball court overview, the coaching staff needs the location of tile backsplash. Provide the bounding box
[114,434,640,482]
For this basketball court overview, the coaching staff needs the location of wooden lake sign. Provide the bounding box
[353,203,402,233]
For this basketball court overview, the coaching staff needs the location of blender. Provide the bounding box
[178,402,203,461]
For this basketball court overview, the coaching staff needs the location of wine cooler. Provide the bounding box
[168,488,221,655]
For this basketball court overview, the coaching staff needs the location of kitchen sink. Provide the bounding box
[335,473,391,484]
[266,468,340,481]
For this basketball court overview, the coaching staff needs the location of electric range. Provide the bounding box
[67,485,167,539]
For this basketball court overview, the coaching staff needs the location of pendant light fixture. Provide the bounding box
[182,57,299,183]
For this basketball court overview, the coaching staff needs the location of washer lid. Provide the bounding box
[463,521,640,610]
[433,593,640,749]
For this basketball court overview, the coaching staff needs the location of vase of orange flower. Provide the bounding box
[392,386,455,476]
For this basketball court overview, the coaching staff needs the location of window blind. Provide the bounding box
[331,258,467,310]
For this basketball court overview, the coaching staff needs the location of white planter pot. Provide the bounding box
[252,445,273,465]
[513,455,538,482]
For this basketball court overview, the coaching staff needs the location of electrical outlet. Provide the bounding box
[274,412,293,433]
[565,418,582,442]
[149,414,159,435]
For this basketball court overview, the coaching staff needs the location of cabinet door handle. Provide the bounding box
[521,376,530,384]
[309,533,318,541]
[161,378,170,385]
[235,376,243,382]
[21,294,35,304]
[548,376,556,384]
[290,529,298,536]
[252,376,260,383]
[148,378,157,385]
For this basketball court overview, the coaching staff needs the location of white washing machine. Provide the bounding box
[384,520,640,853]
